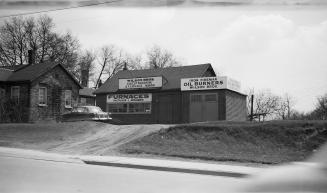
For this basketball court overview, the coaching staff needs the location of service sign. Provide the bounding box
[119,77,162,90]
[107,93,152,103]
[181,76,241,92]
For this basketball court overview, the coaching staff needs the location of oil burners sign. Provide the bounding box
[181,76,241,92]
[119,77,162,90]
[107,93,152,103]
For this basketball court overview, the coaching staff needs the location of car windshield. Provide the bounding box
[72,107,87,113]
[86,106,103,113]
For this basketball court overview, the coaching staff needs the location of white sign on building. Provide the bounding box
[181,76,241,92]
[107,93,152,103]
[119,77,162,90]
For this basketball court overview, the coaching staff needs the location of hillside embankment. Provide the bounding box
[119,121,327,164]
[1,120,327,164]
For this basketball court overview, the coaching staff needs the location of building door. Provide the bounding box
[189,93,218,123]
[157,95,174,124]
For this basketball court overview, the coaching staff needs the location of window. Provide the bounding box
[38,87,47,106]
[11,86,20,102]
[64,90,72,108]
[107,103,151,114]
[72,107,87,113]
[80,97,86,105]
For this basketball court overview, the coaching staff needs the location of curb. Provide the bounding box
[83,160,249,178]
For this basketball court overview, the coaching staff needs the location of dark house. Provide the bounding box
[79,87,96,106]
[94,63,247,124]
[0,62,81,122]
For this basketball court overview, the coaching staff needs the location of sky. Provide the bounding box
[0,0,327,112]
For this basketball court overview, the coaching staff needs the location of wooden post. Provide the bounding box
[250,95,254,121]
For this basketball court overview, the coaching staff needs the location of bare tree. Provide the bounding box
[95,45,125,88]
[276,93,295,120]
[146,45,181,69]
[251,89,280,121]
[0,15,80,75]
[0,16,27,66]
[311,94,327,120]
[94,46,148,88]
[125,53,145,70]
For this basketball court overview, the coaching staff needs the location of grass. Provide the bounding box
[119,120,327,164]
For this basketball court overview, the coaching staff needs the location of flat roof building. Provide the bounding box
[94,63,247,124]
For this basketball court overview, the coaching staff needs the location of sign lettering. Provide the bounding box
[107,93,152,103]
[119,77,162,90]
[181,76,241,92]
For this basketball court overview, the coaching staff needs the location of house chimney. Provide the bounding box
[81,69,89,88]
[123,61,128,71]
[98,80,103,88]
[28,50,35,65]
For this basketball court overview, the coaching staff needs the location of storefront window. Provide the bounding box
[108,103,151,114]
[80,97,86,105]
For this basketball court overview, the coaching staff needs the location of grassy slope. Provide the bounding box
[119,120,327,164]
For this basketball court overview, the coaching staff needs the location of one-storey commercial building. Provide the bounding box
[94,63,247,124]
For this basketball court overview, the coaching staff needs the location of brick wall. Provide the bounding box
[29,65,80,122]
[0,82,30,122]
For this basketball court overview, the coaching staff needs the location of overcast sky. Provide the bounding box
[1,1,327,112]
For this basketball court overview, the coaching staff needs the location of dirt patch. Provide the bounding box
[0,121,169,155]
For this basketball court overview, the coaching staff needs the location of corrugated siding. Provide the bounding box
[225,90,247,121]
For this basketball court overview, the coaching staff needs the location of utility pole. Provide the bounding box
[250,95,254,121]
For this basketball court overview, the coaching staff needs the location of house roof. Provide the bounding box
[1,62,82,88]
[6,62,57,82]
[94,63,215,94]
[0,65,26,71]
[0,68,13,81]
[79,87,96,97]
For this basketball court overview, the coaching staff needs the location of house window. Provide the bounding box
[11,86,20,102]
[107,103,151,114]
[38,87,47,106]
[64,90,72,108]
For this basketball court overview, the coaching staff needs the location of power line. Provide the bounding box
[0,0,121,19]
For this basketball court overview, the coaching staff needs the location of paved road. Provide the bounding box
[0,155,246,193]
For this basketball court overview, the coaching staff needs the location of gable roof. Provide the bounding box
[0,65,26,71]
[94,63,215,94]
[6,62,57,82]
[0,68,13,81]
[79,87,96,97]
[2,62,82,88]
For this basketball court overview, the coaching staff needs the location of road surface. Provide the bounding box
[0,154,246,193]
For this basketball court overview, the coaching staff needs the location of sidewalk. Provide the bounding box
[0,147,263,178]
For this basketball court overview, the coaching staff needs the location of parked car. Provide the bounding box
[62,106,112,122]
